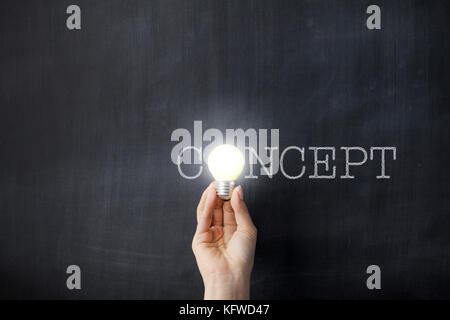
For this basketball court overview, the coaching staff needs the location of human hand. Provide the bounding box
[192,183,257,300]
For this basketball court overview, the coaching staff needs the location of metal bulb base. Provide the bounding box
[216,181,235,201]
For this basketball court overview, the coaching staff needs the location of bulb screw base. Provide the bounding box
[215,181,235,201]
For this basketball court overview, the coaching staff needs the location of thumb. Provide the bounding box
[230,186,256,235]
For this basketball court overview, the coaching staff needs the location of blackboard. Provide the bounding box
[0,0,449,299]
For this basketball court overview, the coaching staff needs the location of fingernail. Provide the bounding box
[235,185,244,200]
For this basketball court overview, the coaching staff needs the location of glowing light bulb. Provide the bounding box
[207,144,245,200]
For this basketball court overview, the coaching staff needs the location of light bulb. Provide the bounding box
[207,144,245,200]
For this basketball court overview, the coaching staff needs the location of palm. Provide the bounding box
[195,224,252,276]
[192,184,257,281]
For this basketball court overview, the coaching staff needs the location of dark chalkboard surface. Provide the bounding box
[0,0,449,299]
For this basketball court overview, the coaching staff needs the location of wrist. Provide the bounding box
[203,273,250,300]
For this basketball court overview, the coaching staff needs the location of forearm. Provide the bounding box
[203,274,250,300]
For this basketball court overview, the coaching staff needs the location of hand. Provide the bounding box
[192,183,257,300]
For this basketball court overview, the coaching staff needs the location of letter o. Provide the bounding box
[177,146,203,179]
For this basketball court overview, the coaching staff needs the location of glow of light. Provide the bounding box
[207,144,245,181]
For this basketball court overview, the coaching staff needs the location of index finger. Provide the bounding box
[196,182,214,223]
[196,186,217,233]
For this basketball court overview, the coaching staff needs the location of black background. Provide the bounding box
[0,0,449,299]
